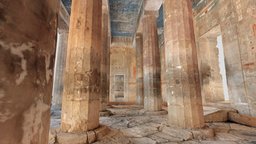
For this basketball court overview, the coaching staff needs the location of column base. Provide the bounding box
[144,110,168,116]
[52,125,110,144]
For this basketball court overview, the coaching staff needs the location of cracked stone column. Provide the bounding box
[163,0,204,128]
[100,2,110,112]
[61,0,102,132]
[52,28,68,110]
[136,33,144,105]
[142,12,162,111]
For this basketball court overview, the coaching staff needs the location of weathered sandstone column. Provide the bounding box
[136,33,144,105]
[159,30,168,106]
[61,0,102,132]
[142,12,162,111]
[163,0,204,128]
[52,29,68,110]
[0,0,58,143]
[100,3,110,112]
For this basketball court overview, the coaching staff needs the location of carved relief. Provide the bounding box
[67,70,100,100]
[114,75,124,99]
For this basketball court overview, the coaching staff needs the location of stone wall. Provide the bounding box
[110,47,136,104]
[194,0,256,116]
[0,0,58,143]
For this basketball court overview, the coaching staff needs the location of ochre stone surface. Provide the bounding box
[163,0,204,128]
[142,12,162,112]
[158,31,167,106]
[197,36,225,103]
[194,0,256,116]
[228,111,256,127]
[100,2,111,112]
[136,33,144,105]
[0,0,58,143]
[61,0,102,132]
[110,47,136,104]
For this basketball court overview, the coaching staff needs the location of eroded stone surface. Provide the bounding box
[163,0,204,128]
[57,132,88,144]
[0,0,58,143]
[50,106,256,144]
[136,33,144,105]
[194,0,256,117]
[142,12,162,112]
[94,108,256,144]
[61,0,102,132]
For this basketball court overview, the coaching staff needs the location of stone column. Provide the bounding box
[61,0,102,132]
[163,0,204,128]
[136,33,144,105]
[100,2,110,113]
[52,29,68,110]
[0,0,58,143]
[142,12,162,111]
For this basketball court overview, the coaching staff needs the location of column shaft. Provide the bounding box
[61,0,102,132]
[100,8,110,111]
[0,0,58,143]
[163,0,204,128]
[136,33,144,105]
[143,14,162,111]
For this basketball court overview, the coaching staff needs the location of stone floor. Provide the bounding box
[50,106,256,144]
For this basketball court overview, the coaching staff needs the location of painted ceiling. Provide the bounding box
[109,0,143,38]
[61,0,201,39]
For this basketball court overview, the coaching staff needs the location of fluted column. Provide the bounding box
[163,0,204,128]
[61,0,102,132]
[142,12,162,111]
[136,33,144,105]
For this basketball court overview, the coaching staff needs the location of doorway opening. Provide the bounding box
[198,25,229,103]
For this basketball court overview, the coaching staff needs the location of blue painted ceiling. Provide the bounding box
[62,0,71,13]
[109,0,143,38]
[157,5,164,28]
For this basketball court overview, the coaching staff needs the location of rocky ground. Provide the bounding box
[50,106,256,144]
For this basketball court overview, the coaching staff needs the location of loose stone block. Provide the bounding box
[228,112,256,127]
[95,125,110,140]
[162,127,193,141]
[191,128,215,140]
[87,131,97,144]
[57,132,88,144]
